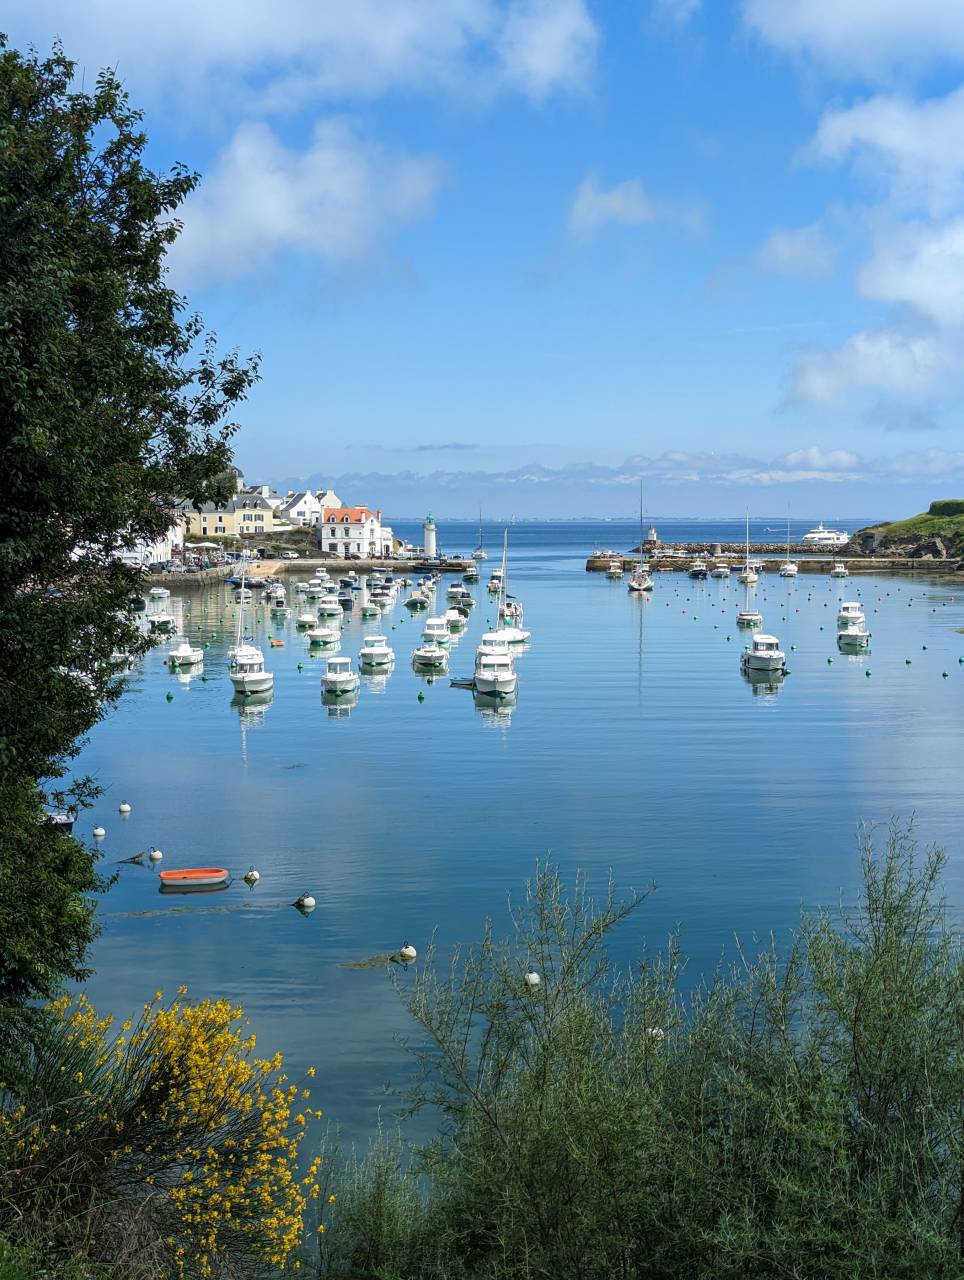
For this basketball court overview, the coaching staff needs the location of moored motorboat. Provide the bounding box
[306,625,340,646]
[837,600,865,630]
[689,559,708,580]
[741,633,786,672]
[474,650,517,697]
[838,622,870,649]
[229,645,273,694]
[149,611,176,631]
[710,562,730,579]
[323,655,360,694]
[830,561,849,578]
[168,640,203,666]
[413,642,449,671]
[358,634,395,667]
[149,585,170,599]
[422,617,452,647]
[296,611,316,627]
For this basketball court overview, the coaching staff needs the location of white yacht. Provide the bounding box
[306,625,340,646]
[837,601,865,631]
[779,516,798,577]
[229,644,274,695]
[477,630,511,656]
[606,558,624,578]
[741,633,786,673]
[234,587,252,604]
[474,649,517,697]
[422,617,452,647]
[359,634,395,667]
[710,563,730,579]
[444,608,467,632]
[318,593,343,617]
[487,567,504,594]
[148,611,176,631]
[736,604,763,628]
[148,585,170,599]
[736,566,758,585]
[323,655,360,694]
[838,621,870,649]
[830,561,849,578]
[296,611,316,627]
[306,578,325,597]
[500,598,524,624]
[168,640,203,667]
[802,522,849,547]
[412,642,449,671]
[405,591,430,611]
[628,566,654,592]
[472,511,488,560]
[360,602,380,619]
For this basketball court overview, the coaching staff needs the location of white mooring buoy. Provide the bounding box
[92,827,106,839]
[244,866,260,885]
[523,969,541,989]
[118,803,132,815]
[148,847,163,863]
[399,941,417,962]
[294,892,316,912]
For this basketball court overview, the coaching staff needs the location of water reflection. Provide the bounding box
[232,689,273,723]
[323,689,359,717]
[360,668,392,694]
[474,689,518,723]
[741,667,785,698]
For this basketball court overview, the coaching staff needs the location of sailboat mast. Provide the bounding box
[235,554,246,649]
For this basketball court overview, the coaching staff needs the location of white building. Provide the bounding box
[316,488,342,510]
[279,490,322,527]
[115,514,185,567]
[318,505,393,558]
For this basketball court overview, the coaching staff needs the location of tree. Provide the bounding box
[0,39,258,1011]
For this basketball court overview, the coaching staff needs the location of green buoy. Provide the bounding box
[165,691,174,701]
[417,691,425,702]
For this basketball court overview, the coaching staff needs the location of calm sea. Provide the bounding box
[75,519,964,1142]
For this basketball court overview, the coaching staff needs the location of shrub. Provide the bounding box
[0,992,326,1279]
[928,499,964,516]
[320,830,964,1280]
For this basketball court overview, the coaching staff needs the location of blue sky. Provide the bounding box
[10,1,964,516]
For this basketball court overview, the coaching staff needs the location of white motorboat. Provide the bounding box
[306,625,340,646]
[318,593,343,617]
[830,561,849,578]
[413,642,449,671]
[323,655,360,694]
[293,580,309,594]
[500,597,524,624]
[296,611,316,627]
[802,522,849,547]
[477,630,511,656]
[606,558,624,578]
[741,633,786,672]
[306,579,325,597]
[838,622,870,649]
[234,587,252,603]
[736,605,763,627]
[710,563,731,579]
[491,532,530,643]
[422,617,451,647]
[149,611,176,631]
[447,583,470,603]
[499,624,530,644]
[689,559,708,580]
[168,640,203,666]
[837,601,865,630]
[474,650,517,697]
[358,634,395,667]
[463,563,479,583]
[148,585,170,599]
[229,644,274,694]
[360,603,380,618]
[405,592,430,611]
[444,608,467,632]
[487,567,504,594]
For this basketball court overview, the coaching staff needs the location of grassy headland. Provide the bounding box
[850,499,964,559]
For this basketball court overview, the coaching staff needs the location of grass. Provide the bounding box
[861,501,964,553]
[0,1236,104,1280]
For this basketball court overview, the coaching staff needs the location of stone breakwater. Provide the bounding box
[586,544,964,575]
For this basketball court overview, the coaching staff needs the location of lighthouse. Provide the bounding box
[424,513,437,559]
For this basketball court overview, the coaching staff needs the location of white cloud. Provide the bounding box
[651,0,702,27]
[567,175,701,241]
[15,0,597,109]
[809,86,964,216]
[742,0,964,78]
[496,0,598,99]
[858,219,964,327]
[790,329,953,404]
[754,224,835,277]
[778,446,859,471]
[169,120,444,287]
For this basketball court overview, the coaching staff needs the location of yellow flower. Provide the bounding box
[328,1193,336,1204]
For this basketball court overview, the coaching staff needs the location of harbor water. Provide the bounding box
[76,520,964,1143]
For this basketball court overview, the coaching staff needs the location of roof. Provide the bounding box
[178,495,273,515]
[322,505,379,524]
[280,491,317,511]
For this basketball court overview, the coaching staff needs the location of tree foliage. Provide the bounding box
[320,827,964,1280]
[0,38,258,1008]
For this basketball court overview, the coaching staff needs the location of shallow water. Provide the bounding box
[76,521,964,1141]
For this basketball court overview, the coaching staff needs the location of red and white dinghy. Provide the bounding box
[158,867,230,889]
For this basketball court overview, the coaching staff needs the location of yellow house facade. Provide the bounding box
[178,496,277,538]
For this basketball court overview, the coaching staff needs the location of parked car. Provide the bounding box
[281,550,300,560]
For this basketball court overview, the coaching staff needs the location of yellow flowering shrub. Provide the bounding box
[0,991,327,1279]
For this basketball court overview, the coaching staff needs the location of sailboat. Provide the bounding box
[736,511,758,585]
[779,512,798,577]
[228,555,274,696]
[490,530,530,644]
[628,481,654,593]
[472,511,488,561]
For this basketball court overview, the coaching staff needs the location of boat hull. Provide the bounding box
[159,867,230,888]
[229,671,274,694]
[474,673,518,696]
